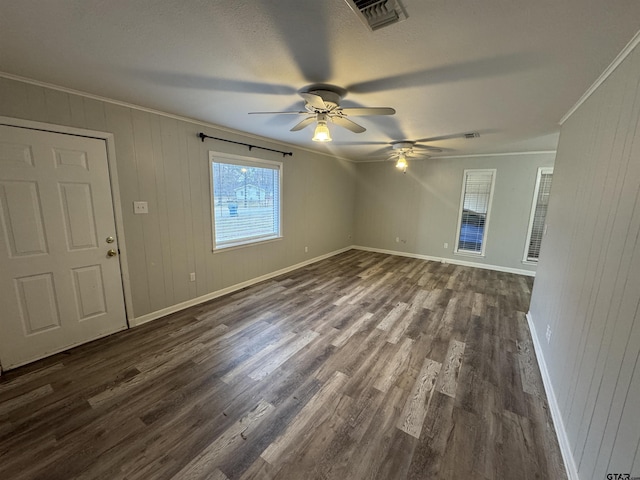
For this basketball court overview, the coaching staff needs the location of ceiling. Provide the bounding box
[1,1,639,162]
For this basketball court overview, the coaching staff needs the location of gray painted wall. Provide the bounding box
[0,77,356,319]
[529,43,640,479]
[354,153,555,273]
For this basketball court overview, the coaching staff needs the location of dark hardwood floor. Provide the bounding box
[0,250,567,479]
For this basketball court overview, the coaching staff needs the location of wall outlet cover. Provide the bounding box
[133,201,148,214]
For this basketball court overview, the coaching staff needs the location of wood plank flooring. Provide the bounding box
[0,250,567,479]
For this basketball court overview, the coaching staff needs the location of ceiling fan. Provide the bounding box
[390,142,424,173]
[367,133,481,172]
[249,84,396,142]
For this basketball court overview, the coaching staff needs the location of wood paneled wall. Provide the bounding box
[354,153,555,274]
[0,77,356,319]
[529,43,640,479]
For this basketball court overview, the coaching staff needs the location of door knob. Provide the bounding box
[107,249,118,257]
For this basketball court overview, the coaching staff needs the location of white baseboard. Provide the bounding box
[352,245,536,277]
[132,246,354,327]
[133,244,534,327]
[526,312,579,480]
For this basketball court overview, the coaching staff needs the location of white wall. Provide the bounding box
[0,77,356,320]
[529,41,640,479]
[354,153,555,273]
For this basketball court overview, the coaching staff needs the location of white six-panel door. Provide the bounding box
[0,125,127,369]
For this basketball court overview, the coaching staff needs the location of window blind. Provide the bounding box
[526,171,552,261]
[456,170,495,254]
[211,159,281,249]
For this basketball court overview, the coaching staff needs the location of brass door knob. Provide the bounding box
[107,249,118,257]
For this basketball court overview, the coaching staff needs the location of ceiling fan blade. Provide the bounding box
[414,132,479,143]
[129,69,298,95]
[347,54,542,94]
[368,146,395,157]
[413,145,443,152]
[330,141,389,146]
[300,92,327,110]
[248,111,306,115]
[331,116,366,133]
[338,107,396,116]
[290,116,316,132]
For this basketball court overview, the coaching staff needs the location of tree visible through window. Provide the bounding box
[210,153,282,249]
[455,169,496,255]
[524,168,553,262]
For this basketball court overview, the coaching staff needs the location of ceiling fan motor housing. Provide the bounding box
[305,89,342,112]
[392,141,415,153]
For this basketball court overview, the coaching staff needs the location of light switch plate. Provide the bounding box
[133,201,148,214]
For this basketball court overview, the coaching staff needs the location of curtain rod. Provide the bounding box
[198,133,293,157]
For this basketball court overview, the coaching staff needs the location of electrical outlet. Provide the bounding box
[304,246,308,253]
[395,237,400,243]
[189,272,196,282]
[133,201,148,214]
[444,242,448,249]
[546,324,552,344]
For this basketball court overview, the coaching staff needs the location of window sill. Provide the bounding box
[522,260,538,266]
[454,250,485,258]
[213,235,282,253]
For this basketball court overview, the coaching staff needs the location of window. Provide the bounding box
[455,169,496,256]
[210,152,282,250]
[524,167,553,262]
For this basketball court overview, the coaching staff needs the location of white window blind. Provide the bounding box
[525,168,553,262]
[210,154,282,250]
[455,169,495,255]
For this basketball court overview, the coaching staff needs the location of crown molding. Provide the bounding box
[560,29,640,125]
[431,150,557,159]
[354,150,556,164]
[0,71,354,163]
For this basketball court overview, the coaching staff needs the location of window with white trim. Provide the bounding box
[455,169,496,256]
[210,152,282,250]
[524,167,553,262]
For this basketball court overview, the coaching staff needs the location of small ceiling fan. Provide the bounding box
[249,84,396,142]
[375,133,480,172]
[389,142,430,173]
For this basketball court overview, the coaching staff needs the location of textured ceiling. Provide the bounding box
[1,0,639,162]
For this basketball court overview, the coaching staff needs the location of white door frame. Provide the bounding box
[0,116,135,372]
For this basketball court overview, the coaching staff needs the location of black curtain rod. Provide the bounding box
[198,132,293,157]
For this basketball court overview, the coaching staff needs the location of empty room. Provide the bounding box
[1,1,640,479]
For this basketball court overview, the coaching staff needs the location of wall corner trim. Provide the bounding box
[132,246,354,327]
[560,29,640,125]
[352,245,536,276]
[526,312,580,480]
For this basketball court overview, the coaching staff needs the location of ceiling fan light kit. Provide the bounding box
[395,154,408,172]
[312,114,332,142]
[393,142,413,172]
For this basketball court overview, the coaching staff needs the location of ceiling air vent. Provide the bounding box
[344,0,407,31]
